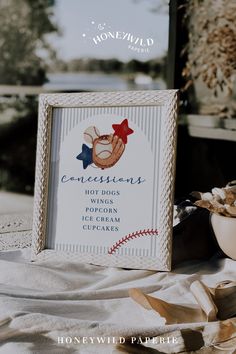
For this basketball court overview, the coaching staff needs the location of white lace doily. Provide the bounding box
[0,213,32,251]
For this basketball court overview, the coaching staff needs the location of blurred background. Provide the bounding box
[0,0,235,201]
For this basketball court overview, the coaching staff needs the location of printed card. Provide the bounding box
[32,91,178,270]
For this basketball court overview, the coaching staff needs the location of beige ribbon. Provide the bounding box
[129,280,236,324]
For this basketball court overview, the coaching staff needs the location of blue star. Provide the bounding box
[76,144,93,169]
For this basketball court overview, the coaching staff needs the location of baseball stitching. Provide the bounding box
[84,132,94,142]
[97,139,112,145]
[108,229,158,255]
[96,149,112,157]
[84,127,100,143]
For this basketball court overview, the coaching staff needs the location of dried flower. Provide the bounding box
[183,0,236,97]
[193,181,236,217]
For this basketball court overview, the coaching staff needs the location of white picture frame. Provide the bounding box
[31,90,178,270]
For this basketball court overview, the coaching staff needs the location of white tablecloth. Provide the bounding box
[0,247,236,354]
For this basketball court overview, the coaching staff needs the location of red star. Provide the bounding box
[112,119,134,144]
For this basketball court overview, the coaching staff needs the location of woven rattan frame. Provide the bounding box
[31,90,178,270]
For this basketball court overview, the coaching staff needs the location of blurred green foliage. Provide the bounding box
[0,0,57,85]
[0,0,57,194]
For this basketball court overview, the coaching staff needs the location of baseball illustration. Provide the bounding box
[77,119,134,170]
[83,126,100,144]
[93,134,125,169]
[93,134,113,159]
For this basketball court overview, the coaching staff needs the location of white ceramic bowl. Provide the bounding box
[211,213,236,260]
